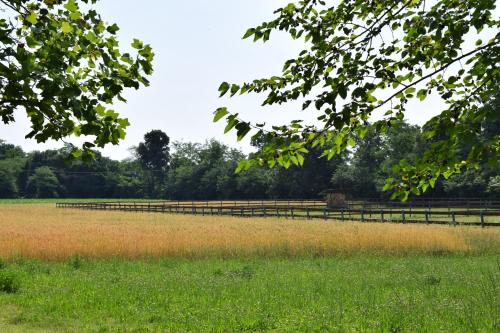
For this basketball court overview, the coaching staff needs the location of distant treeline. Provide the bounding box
[1,121,499,200]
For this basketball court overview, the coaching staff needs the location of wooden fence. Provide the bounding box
[346,199,500,211]
[56,201,500,227]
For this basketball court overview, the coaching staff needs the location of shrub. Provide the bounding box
[69,255,84,270]
[0,270,20,293]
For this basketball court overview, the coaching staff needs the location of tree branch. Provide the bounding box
[373,41,499,111]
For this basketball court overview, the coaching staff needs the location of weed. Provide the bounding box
[230,265,255,279]
[69,255,84,269]
[0,270,20,293]
[213,265,255,279]
[423,275,441,286]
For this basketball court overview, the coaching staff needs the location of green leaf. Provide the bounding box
[382,182,392,191]
[25,11,38,25]
[64,0,79,12]
[70,148,82,158]
[224,116,238,134]
[242,28,255,39]
[417,89,427,101]
[132,39,143,49]
[107,24,120,34]
[85,31,98,43]
[61,22,73,33]
[213,107,229,122]
[347,137,355,147]
[236,122,251,141]
[338,84,347,99]
[230,84,240,97]
[218,82,230,97]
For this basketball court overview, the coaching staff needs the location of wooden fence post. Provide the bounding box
[480,211,485,228]
[381,209,384,223]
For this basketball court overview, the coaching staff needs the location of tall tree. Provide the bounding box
[0,163,19,198]
[0,140,25,160]
[26,166,60,198]
[268,146,343,199]
[331,127,385,198]
[137,130,170,197]
[0,0,154,158]
[214,0,499,200]
[166,140,247,200]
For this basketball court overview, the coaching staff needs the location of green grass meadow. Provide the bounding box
[0,255,499,332]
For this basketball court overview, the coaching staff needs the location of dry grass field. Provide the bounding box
[0,204,498,260]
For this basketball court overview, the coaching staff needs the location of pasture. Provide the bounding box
[0,203,499,332]
[56,199,500,226]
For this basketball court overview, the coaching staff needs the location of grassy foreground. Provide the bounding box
[0,256,499,332]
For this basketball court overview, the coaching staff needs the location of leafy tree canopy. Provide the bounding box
[0,139,25,159]
[0,0,154,159]
[214,0,499,200]
[137,130,170,172]
[26,165,60,198]
[137,130,171,197]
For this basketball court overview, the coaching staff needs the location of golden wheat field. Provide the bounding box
[0,204,499,260]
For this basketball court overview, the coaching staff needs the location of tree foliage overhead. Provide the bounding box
[0,0,154,158]
[214,0,499,200]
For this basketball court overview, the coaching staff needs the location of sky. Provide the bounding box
[0,0,485,160]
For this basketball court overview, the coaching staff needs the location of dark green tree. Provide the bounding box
[331,127,384,198]
[137,130,170,197]
[0,140,25,198]
[0,163,19,198]
[214,0,499,200]
[443,169,489,198]
[235,167,270,199]
[0,0,154,158]
[26,166,60,198]
[166,140,247,200]
[0,140,25,160]
[268,146,343,199]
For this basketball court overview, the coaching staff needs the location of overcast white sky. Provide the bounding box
[0,0,489,160]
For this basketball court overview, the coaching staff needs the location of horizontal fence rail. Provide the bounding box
[345,201,500,211]
[56,201,500,228]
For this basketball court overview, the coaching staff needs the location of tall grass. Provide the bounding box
[0,205,498,260]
